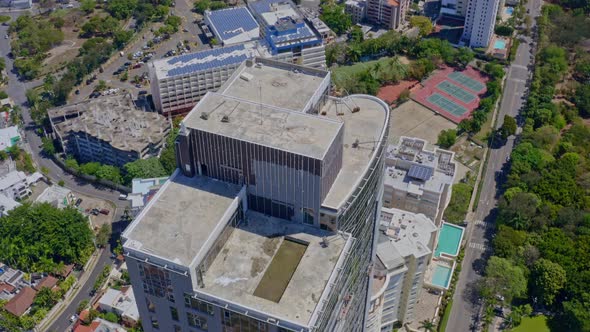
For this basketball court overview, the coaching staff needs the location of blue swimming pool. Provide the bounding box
[494,40,507,49]
[432,264,453,289]
[505,7,514,15]
[435,223,465,257]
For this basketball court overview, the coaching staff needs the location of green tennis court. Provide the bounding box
[427,93,469,116]
[448,72,485,92]
[437,81,476,103]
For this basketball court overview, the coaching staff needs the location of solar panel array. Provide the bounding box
[437,81,476,103]
[448,72,485,92]
[166,44,248,77]
[207,7,259,42]
[427,93,469,116]
[408,165,434,181]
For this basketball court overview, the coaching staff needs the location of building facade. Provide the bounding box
[366,0,409,30]
[382,137,456,226]
[366,209,438,331]
[461,0,500,47]
[346,0,368,24]
[123,58,390,332]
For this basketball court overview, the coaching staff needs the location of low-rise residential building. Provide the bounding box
[346,0,368,24]
[33,276,59,292]
[0,170,42,200]
[3,286,36,317]
[366,208,437,331]
[0,194,21,216]
[48,94,170,167]
[35,185,73,209]
[0,126,21,151]
[382,137,456,226]
[98,287,140,327]
[73,318,128,332]
[366,0,410,30]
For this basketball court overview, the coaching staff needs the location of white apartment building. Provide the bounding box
[0,171,42,201]
[440,0,468,16]
[461,0,501,47]
[346,0,368,24]
[383,137,456,226]
[366,208,438,331]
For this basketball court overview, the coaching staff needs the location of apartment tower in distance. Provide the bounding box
[366,0,410,30]
[461,0,500,47]
[122,58,390,332]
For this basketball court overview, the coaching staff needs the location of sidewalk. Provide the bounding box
[36,248,104,332]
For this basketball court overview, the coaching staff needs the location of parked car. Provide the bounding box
[133,63,142,69]
[75,198,83,207]
[99,209,110,215]
[119,194,127,200]
[138,90,148,95]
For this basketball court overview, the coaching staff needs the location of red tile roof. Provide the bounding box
[57,264,74,278]
[0,283,16,293]
[74,325,95,332]
[3,286,37,317]
[34,276,59,291]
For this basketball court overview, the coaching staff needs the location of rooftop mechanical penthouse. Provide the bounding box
[122,58,390,332]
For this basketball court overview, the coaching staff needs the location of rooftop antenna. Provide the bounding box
[221,102,240,123]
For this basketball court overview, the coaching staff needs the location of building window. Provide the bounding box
[187,312,208,330]
[221,309,268,331]
[139,263,174,301]
[151,317,159,329]
[183,294,215,315]
[171,306,179,321]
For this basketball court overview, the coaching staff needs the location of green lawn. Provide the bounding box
[331,57,407,88]
[511,316,550,332]
[438,300,453,332]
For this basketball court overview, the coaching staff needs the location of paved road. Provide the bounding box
[446,1,542,331]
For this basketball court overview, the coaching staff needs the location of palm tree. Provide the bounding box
[419,319,436,332]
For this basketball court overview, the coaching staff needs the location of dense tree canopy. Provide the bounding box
[320,3,352,35]
[0,203,94,272]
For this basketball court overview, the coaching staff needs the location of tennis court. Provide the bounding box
[437,81,476,103]
[427,93,469,116]
[448,72,486,92]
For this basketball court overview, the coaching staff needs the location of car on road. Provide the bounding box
[89,91,101,98]
[75,89,80,95]
[119,194,127,200]
[135,83,142,88]
[182,28,189,32]
[69,314,77,323]
[4,35,7,39]
[138,90,148,95]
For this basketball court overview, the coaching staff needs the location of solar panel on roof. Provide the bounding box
[408,165,434,181]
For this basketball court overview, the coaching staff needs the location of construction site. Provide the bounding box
[48,94,170,167]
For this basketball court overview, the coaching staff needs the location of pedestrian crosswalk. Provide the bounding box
[468,242,487,251]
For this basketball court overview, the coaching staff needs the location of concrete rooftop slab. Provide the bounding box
[201,212,349,327]
[123,172,241,266]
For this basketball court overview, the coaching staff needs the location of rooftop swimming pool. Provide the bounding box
[494,40,507,49]
[434,222,464,257]
[505,7,514,15]
[432,264,453,289]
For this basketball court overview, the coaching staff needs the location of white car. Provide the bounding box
[69,314,77,323]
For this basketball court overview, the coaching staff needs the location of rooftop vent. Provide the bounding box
[352,107,360,113]
[200,113,209,120]
[240,72,254,81]
[221,115,229,123]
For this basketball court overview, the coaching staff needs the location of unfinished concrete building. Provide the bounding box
[49,94,170,167]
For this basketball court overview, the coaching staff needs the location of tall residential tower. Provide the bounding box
[123,58,390,332]
[461,0,500,47]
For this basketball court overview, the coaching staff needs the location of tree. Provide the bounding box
[96,223,112,248]
[506,304,532,327]
[96,165,122,184]
[575,85,590,117]
[34,287,61,309]
[103,312,119,323]
[159,128,179,175]
[80,0,96,13]
[410,16,433,37]
[481,256,527,304]
[530,258,566,306]
[320,3,352,35]
[495,25,514,36]
[350,25,364,43]
[76,299,89,314]
[500,115,517,139]
[124,158,167,182]
[418,319,435,331]
[193,0,211,13]
[437,129,457,148]
[41,137,56,156]
[106,0,138,19]
[80,162,101,176]
[455,47,474,68]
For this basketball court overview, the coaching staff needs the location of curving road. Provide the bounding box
[445,0,542,331]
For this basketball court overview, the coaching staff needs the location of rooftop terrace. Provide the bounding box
[200,211,350,327]
[384,137,455,194]
[378,207,437,259]
[123,172,241,266]
[320,95,389,210]
[49,94,169,153]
